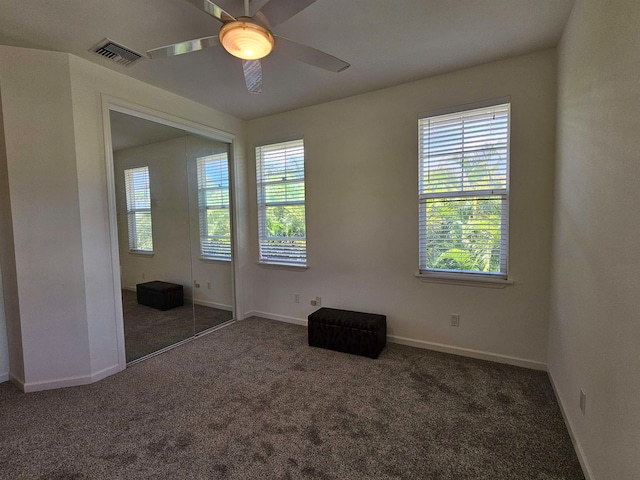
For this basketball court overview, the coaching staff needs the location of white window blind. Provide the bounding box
[256,139,306,265]
[124,166,153,252]
[418,102,510,278]
[197,153,231,260]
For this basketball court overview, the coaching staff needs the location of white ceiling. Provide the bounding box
[0,0,574,120]
[110,111,188,151]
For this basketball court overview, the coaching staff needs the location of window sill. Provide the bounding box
[129,250,154,257]
[415,272,513,289]
[200,256,231,264]
[258,262,308,272]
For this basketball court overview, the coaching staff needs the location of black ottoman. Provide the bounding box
[308,307,386,359]
[136,281,184,311]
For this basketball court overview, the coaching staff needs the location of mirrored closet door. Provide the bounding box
[109,111,235,363]
[186,134,235,335]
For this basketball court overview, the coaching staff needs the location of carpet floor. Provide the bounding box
[0,317,584,479]
[122,290,233,362]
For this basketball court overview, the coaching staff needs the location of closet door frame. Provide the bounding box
[101,95,240,370]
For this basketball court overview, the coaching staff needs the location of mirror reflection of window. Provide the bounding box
[124,166,153,253]
[196,154,231,261]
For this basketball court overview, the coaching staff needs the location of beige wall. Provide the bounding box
[246,49,558,367]
[549,0,640,478]
[0,45,246,391]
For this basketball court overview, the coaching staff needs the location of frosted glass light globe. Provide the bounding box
[220,20,274,60]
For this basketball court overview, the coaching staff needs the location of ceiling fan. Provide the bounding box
[147,0,350,94]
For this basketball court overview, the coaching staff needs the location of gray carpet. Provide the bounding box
[122,289,233,362]
[0,317,584,479]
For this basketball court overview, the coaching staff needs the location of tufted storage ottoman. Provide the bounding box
[136,281,184,311]
[308,307,386,359]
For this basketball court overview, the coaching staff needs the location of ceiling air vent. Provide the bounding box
[91,39,142,67]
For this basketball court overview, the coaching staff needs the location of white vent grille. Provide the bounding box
[91,39,142,66]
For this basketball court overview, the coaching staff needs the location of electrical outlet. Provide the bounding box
[207,282,211,290]
[315,296,322,307]
[580,389,587,415]
[450,314,460,327]
[294,293,300,304]
[194,281,200,288]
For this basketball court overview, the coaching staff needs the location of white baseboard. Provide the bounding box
[90,363,123,384]
[20,363,122,393]
[388,334,547,371]
[245,310,546,371]
[0,372,9,383]
[192,298,233,311]
[548,370,594,480]
[244,310,307,326]
[9,372,24,390]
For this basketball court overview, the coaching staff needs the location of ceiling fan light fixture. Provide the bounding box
[219,19,274,60]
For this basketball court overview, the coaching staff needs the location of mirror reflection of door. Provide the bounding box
[110,111,234,363]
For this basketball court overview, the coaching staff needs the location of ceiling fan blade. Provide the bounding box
[256,0,318,29]
[147,36,219,59]
[183,0,236,23]
[274,36,350,73]
[243,59,263,94]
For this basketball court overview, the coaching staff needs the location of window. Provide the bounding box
[197,153,231,260]
[418,102,510,279]
[124,166,153,252]
[256,139,306,265]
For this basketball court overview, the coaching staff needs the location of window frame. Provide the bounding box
[255,138,307,267]
[124,165,154,254]
[197,153,232,261]
[417,99,512,286]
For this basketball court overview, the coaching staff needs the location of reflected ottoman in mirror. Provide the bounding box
[136,281,184,311]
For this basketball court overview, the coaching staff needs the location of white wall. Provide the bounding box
[549,0,640,478]
[246,49,558,367]
[0,85,23,383]
[0,266,10,382]
[0,48,91,389]
[0,45,246,391]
